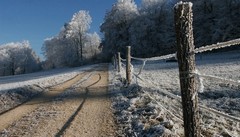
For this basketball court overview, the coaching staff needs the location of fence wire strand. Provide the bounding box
[137,60,147,76]
[193,73,240,85]
[131,53,176,62]
[195,38,240,54]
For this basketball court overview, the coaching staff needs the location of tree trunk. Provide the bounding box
[80,34,83,62]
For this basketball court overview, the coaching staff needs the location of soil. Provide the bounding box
[0,64,116,137]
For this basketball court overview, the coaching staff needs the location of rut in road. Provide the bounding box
[0,64,116,137]
[0,71,90,132]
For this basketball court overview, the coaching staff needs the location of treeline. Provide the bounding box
[100,0,240,60]
[0,41,41,76]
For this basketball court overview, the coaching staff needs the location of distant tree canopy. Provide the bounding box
[101,0,240,60]
[0,41,41,76]
[42,10,101,68]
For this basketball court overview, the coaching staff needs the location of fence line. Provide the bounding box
[127,37,240,79]
[117,40,240,136]
[115,19,240,137]
[113,2,240,136]
[117,43,240,136]
[130,37,240,63]
[121,36,240,85]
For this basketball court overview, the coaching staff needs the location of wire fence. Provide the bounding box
[115,37,240,124]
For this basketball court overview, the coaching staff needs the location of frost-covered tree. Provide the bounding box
[130,0,175,57]
[65,10,92,62]
[84,32,101,59]
[42,37,74,68]
[100,0,139,60]
[187,0,240,47]
[101,0,176,58]
[0,41,41,76]
[42,10,101,68]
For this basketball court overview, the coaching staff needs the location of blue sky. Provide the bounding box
[0,0,136,58]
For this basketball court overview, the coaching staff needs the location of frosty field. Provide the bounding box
[109,50,240,136]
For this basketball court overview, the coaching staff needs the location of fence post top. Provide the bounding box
[174,1,193,9]
[175,1,193,6]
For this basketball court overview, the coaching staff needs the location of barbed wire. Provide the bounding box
[195,38,240,54]
[131,53,176,62]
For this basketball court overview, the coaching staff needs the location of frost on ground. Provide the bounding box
[0,85,43,114]
[0,65,96,114]
[109,65,183,137]
[109,50,240,136]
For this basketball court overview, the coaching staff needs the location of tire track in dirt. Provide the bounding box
[59,65,116,137]
[35,65,116,137]
[0,71,83,116]
[0,71,90,132]
[55,74,101,137]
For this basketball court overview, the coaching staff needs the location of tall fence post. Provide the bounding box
[126,46,132,85]
[117,52,121,73]
[174,2,200,137]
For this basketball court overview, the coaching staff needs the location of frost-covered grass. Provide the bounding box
[109,50,240,136]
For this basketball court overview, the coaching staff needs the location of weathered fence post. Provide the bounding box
[126,46,132,85]
[117,52,121,73]
[174,2,200,137]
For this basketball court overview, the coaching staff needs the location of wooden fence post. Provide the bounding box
[117,52,121,73]
[174,2,200,137]
[126,46,131,85]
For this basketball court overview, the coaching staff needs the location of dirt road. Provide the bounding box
[0,64,116,137]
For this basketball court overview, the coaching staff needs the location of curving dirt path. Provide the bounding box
[0,64,116,137]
